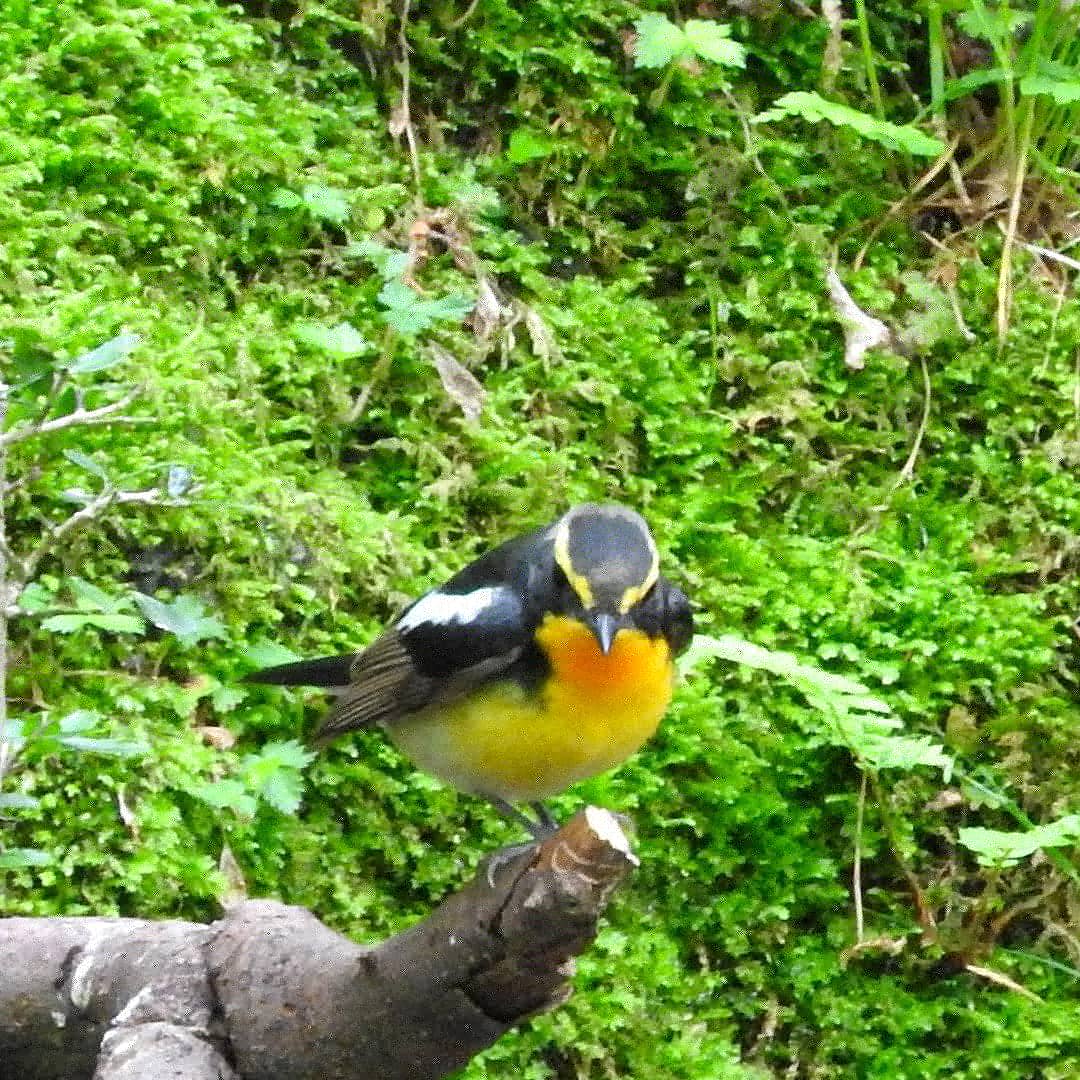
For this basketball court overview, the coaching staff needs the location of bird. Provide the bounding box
[247,502,693,837]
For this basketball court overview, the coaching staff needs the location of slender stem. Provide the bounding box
[16,487,163,594]
[397,0,423,210]
[853,770,867,944]
[347,327,397,424]
[868,772,937,935]
[0,379,11,784]
[926,3,946,128]
[997,97,1035,343]
[851,0,884,122]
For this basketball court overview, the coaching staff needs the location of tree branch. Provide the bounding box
[0,387,145,450]
[0,808,636,1080]
[11,487,165,599]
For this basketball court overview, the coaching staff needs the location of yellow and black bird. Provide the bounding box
[248,502,693,836]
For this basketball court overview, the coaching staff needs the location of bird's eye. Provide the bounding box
[665,584,694,655]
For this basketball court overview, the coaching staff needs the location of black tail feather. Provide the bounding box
[245,653,356,688]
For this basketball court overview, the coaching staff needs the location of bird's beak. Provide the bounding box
[589,612,620,656]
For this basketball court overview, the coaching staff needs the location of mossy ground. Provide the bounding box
[3,2,1080,1076]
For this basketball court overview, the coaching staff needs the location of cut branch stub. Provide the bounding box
[211,806,637,1080]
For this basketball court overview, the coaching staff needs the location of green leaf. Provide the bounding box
[42,611,144,634]
[132,592,227,646]
[258,769,305,815]
[1019,75,1080,104]
[269,188,303,209]
[377,279,475,336]
[84,613,146,634]
[942,68,1008,104]
[241,740,314,815]
[855,734,953,773]
[62,449,109,479]
[0,848,53,870]
[344,238,412,280]
[959,815,1080,867]
[69,577,131,614]
[293,320,370,358]
[684,20,746,68]
[756,91,946,157]
[633,13,687,68]
[40,613,94,632]
[15,581,54,614]
[681,634,890,708]
[60,734,147,757]
[683,635,952,777]
[956,8,1028,46]
[243,641,301,668]
[59,709,101,734]
[0,793,39,810]
[64,332,141,374]
[302,183,351,224]
[506,128,555,164]
[192,779,258,817]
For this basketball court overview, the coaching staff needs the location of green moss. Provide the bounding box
[4,1,1080,1077]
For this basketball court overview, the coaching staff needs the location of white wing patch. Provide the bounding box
[396,586,507,632]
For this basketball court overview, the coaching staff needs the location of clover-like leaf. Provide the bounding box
[132,592,227,646]
[64,332,141,374]
[293,320,370,359]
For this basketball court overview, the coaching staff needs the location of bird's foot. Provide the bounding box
[483,842,540,888]
[482,798,561,887]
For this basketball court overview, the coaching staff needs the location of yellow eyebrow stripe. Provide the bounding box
[554,519,595,608]
[617,549,658,613]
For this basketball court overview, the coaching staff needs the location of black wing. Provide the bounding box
[248,518,557,743]
[312,581,532,742]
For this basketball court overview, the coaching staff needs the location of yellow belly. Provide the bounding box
[386,615,673,802]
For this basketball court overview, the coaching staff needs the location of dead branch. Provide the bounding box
[0,807,636,1080]
[9,487,165,604]
[0,387,145,450]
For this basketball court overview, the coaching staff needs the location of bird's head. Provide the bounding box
[552,502,659,654]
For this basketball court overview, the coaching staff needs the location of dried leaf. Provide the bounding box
[472,276,504,339]
[196,725,237,751]
[218,843,249,909]
[429,343,486,421]
[117,786,139,838]
[523,304,559,363]
[825,268,893,370]
[388,102,408,139]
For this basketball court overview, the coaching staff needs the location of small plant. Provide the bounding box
[0,333,175,868]
[631,13,746,108]
[756,91,946,158]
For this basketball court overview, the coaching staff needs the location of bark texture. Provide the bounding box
[0,807,635,1080]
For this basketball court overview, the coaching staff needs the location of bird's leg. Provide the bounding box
[487,796,558,839]
[529,800,560,837]
[483,797,560,887]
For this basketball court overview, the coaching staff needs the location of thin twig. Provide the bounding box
[347,328,396,424]
[873,352,931,512]
[396,0,423,210]
[16,487,163,590]
[868,773,937,935]
[996,102,1036,343]
[854,770,867,944]
[0,387,144,449]
[853,136,960,271]
[894,352,932,489]
[447,0,481,29]
[964,962,1043,1003]
[0,379,11,785]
